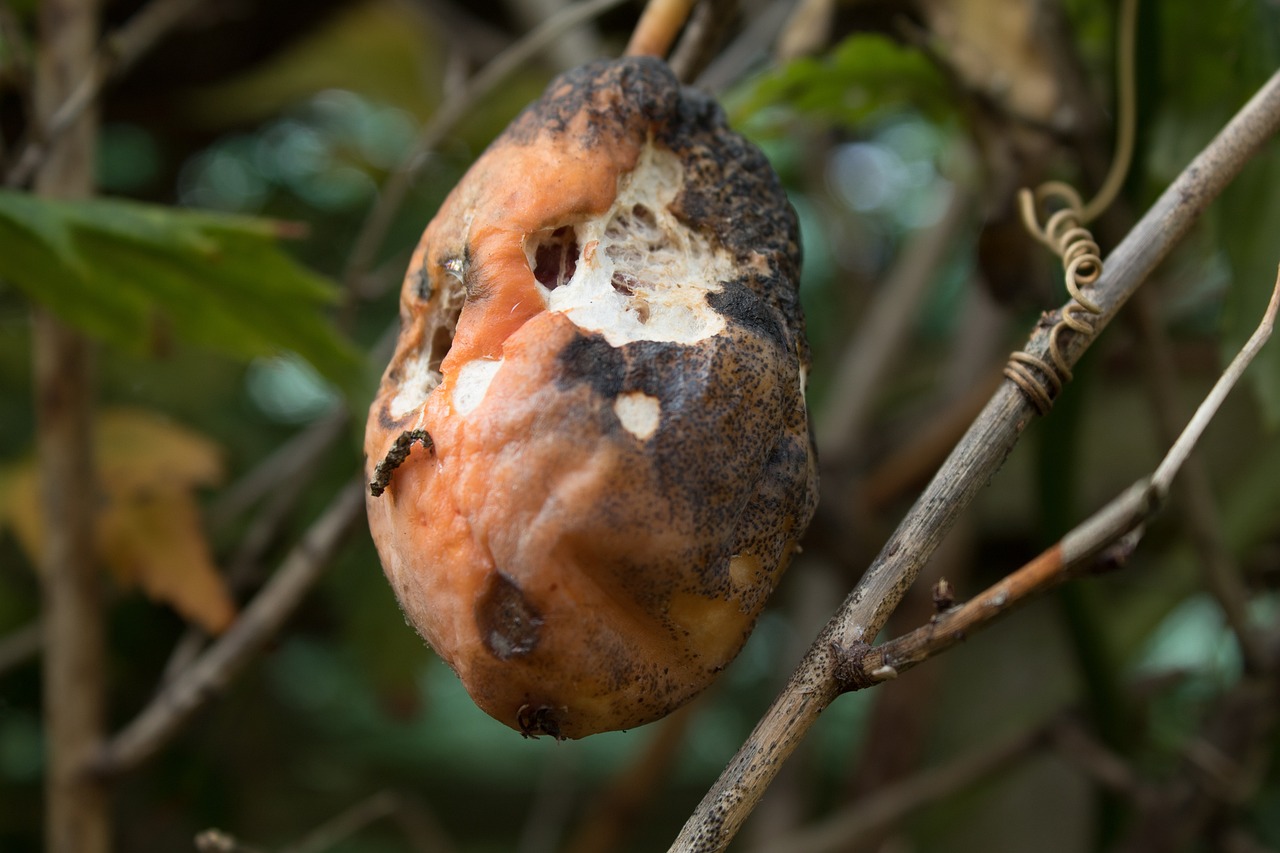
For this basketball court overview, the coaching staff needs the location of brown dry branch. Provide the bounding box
[816,188,970,464]
[278,790,458,853]
[668,70,1280,853]
[1119,667,1280,852]
[93,479,367,776]
[343,0,631,290]
[625,0,698,59]
[1049,717,1149,802]
[4,0,206,187]
[566,702,700,853]
[160,408,353,685]
[667,0,737,83]
[839,264,1277,782]
[193,829,267,853]
[31,0,105,849]
[745,723,1048,853]
[206,407,351,535]
[695,0,797,94]
[1131,287,1269,671]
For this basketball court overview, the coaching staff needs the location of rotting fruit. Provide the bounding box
[364,56,818,739]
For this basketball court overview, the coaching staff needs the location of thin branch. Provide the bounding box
[816,188,969,464]
[1049,717,1148,802]
[846,266,1279,690]
[343,0,630,290]
[667,0,737,83]
[745,724,1047,853]
[695,0,797,94]
[193,829,267,853]
[278,791,403,853]
[668,69,1280,853]
[1150,268,1280,496]
[625,0,697,59]
[565,702,700,853]
[1132,288,1269,670]
[93,479,367,777]
[5,0,205,188]
[33,0,107,849]
[207,406,350,534]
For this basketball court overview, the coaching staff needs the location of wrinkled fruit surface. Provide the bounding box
[365,57,817,739]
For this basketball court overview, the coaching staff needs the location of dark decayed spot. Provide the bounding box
[533,226,579,289]
[555,332,626,398]
[707,280,786,348]
[476,572,543,660]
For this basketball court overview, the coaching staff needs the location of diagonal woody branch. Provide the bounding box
[669,68,1280,853]
[850,265,1279,687]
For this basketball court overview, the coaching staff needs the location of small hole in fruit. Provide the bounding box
[631,203,656,229]
[611,271,636,296]
[532,226,579,290]
[476,572,543,660]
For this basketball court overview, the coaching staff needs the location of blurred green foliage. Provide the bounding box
[0,191,364,396]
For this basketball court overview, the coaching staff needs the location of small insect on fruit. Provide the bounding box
[365,57,818,739]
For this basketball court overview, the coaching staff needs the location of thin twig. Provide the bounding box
[625,0,697,59]
[1080,0,1139,223]
[343,0,630,291]
[1150,268,1280,496]
[5,0,205,188]
[93,479,367,777]
[193,829,267,853]
[1050,717,1148,801]
[816,188,969,464]
[745,724,1047,853]
[1132,288,1268,670]
[206,407,350,534]
[667,0,737,83]
[565,702,700,853]
[846,266,1279,690]
[279,790,397,853]
[695,0,797,94]
[668,69,1280,853]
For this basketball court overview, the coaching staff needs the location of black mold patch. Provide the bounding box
[476,572,543,661]
[556,333,626,398]
[413,267,433,302]
[505,57,680,151]
[707,281,786,349]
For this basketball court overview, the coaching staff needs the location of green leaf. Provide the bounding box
[0,191,364,397]
[727,34,950,136]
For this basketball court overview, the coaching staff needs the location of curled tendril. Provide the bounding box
[1004,183,1106,414]
[1003,0,1138,416]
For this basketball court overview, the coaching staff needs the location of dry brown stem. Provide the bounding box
[625,0,697,58]
[669,69,1280,853]
[847,263,1278,724]
[745,724,1047,853]
[5,0,205,187]
[31,0,105,848]
[1132,288,1269,670]
[817,189,970,464]
[344,0,630,290]
[93,479,367,776]
[566,703,699,853]
[667,0,736,83]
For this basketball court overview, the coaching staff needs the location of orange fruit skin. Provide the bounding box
[365,57,817,738]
